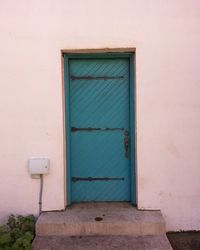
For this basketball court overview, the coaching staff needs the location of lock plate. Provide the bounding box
[124,130,129,158]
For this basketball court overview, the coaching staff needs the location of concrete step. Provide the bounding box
[36,202,166,236]
[32,235,173,250]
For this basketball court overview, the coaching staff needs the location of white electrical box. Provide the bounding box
[28,158,49,175]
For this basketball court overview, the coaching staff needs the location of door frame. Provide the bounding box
[63,51,136,205]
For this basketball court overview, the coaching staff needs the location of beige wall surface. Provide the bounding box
[0,0,200,231]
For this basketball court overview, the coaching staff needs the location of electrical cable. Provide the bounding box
[39,174,43,215]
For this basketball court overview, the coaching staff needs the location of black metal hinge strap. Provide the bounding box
[71,127,124,132]
[70,76,124,80]
[72,177,124,182]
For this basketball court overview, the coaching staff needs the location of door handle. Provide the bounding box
[124,130,129,158]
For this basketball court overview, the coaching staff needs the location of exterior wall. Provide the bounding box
[0,0,200,231]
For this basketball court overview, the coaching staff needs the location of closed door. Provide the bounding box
[68,57,132,202]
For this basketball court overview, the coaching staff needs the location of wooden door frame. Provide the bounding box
[63,49,136,206]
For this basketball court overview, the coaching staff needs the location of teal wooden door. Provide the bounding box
[66,56,134,202]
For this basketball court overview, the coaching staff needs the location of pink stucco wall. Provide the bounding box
[0,0,200,231]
